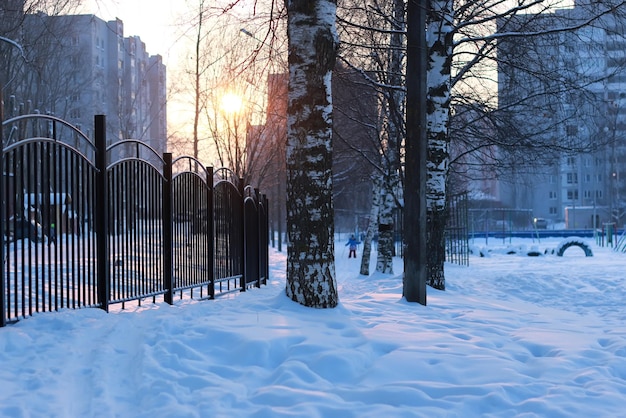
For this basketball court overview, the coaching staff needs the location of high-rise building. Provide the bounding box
[497,3,626,229]
[4,12,166,153]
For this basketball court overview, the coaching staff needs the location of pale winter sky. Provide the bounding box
[78,0,269,160]
[79,0,260,64]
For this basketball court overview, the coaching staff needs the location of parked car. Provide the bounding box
[7,216,45,242]
[533,217,548,229]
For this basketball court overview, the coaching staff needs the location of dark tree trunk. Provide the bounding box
[427,206,446,290]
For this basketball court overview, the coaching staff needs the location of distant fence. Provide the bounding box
[445,192,469,266]
[1,114,269,326]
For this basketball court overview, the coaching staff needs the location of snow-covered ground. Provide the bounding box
[1,236,625,417]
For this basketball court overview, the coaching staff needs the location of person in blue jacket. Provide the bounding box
[346,234,361,258]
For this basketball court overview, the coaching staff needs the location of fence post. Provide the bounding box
[0,93,5,327]
[263,193,269,286]
[95,115,110,312]
[240,177,246,292]
[163,153,173,305]
[207,166,215,299]
[255,188,261,288]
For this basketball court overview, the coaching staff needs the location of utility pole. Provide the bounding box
[403,0,428,305]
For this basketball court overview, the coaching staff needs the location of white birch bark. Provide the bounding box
[426,0,453,290]
[360,176,381,275]
[376,175,397,274]
[285,0,339,308]
[376,0,405,275]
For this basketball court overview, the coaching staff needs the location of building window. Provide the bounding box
[567,173,578,184]
[549,207,558,215]
[596,174,603,182]
[549,175,556,184]
[596,190,603,198]
[584,190,592,199]
[567,189,579,200]
[549,191,557,199]
[566,125,578,136]
[585,174,591,183]
[567,157,576,166]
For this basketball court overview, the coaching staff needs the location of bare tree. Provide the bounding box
[423,0,626,290]
[1,1,84,118]
[359,176,381,275]
[332,0,626,296]
[336,0,406,274]
[376,0,405,275]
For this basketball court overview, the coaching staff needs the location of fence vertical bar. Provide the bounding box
[0,103,5,327]
[163,153,173,305]
[95,115,109,312]
[239,177,246,292]
[207,166,215,299]
[255,188,261,288]
[261,194,270,285]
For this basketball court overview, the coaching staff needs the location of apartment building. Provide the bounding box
[497,2,626,229]
[2,10,167,154]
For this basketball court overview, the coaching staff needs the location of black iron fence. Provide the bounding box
[445,192,469,266]
[1,114,269,326]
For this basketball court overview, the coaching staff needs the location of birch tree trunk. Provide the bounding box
[426,0,453,290]
[285,0,339,308]
[360,176,381,276]
[376,0,405,275]
[376,178,396,273]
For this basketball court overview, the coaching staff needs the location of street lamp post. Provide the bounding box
[1,35,26,127]
[0,36,26,115]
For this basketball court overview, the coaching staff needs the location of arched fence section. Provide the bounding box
[1,115,269,327]
[171,156,213,299]
[213,167,245,295]
[106,140,167,307]
[1,115,99,322]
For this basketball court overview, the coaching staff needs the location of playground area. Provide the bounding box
[468,223,626,261]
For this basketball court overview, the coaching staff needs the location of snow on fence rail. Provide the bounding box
[1,114,269,326]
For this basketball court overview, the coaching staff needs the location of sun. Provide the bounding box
[220,92,244,114]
